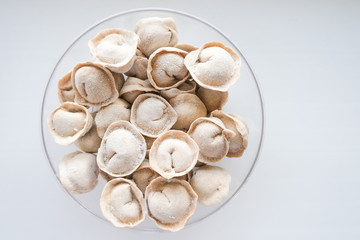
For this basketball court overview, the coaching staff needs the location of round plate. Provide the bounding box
[41,8,264,232]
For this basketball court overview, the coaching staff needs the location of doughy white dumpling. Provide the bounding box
[47,102,93,146]
[149,130,199,179]
[190,165,231,206]
[57,71,74,103]
[174,171,193,182]
[187,117,235,163]
[130,93,177,137]
[94,98,131,138]
[75,115,102,153]
[175,43,198,53]
[184,42,241,92]
[148,47,189,90]
[97,121,146,177]
[100,178,145,228]
[72,62,119,107]
[112,71,125,93]
[124,49,148,80]
[88,28,139,73]
[99,169,115,182]
[145,177,197,232]
[130,162,159,194]
[59,151,99,194]
[144,135,156,159]
[119,77,159,104]
[210,110,249,157]
[196,87,228,112]
[134,17,178,57]
[160,80,197,100]
[169,93,207,131]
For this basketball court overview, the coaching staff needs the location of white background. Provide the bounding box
[1,0,359,239]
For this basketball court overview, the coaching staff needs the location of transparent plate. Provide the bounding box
[41,8,264,232]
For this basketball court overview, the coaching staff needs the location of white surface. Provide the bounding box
[1,0,359,239]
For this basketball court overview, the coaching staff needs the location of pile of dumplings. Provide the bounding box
[47,17,249,232]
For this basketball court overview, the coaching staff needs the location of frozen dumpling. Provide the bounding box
[190,165,231,206]
[94,98,131,138]
[145,177,197,232]
[72,62,119,107]
[47,102,93,146]
[57,71,75,103]
[59,151,99,194]
[160,80,196,100]
[196,87,228,112]
[144,135,156,159]
[149,130,199,179]
[134,17,178,57]
[97,121,146,177]
[184,42,241,92]
[119,77,158,104]
[88,28,139,73]
[210,110,249,157]
[75,113,101,153]
[187,117,235,163]
[112,71,125,92]
[148,47,189,90]
[169,93,207,131]
[124,49,148,80]
[130,162,159,194]
[175,43,198,53]
[130,93,177,137]
[100,178,145,227]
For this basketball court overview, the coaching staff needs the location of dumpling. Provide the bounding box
[99,169,116,182]
[72,62,119,108]
[149,130,199,179]
[94,98,131,138]
[169,93,207,131]
[119,77,159,104]
[47,102,93,146]
[100,178,145,227]
[184,42,241,92]
[174,171,193,182]
[190,165,231,206]
[75,113,102,153]
[88,28,139,73]
[196,87,228,112]
[144,135,157,159]
[97,121,146,178]
[210,110,249,157]
[134,17,178,57]
[124,49,148,80]
[130,162,159,194]
[145,177,197,232]
[112,71,125,92]
[160,80,197,100]
[59,151,99,194]
[57,71,74,103]
[148,47,189,90]
[187,117,235,163]
[130,93,177,137]
[175,43,198,53]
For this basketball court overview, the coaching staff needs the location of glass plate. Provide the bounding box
[41,8,264,232]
